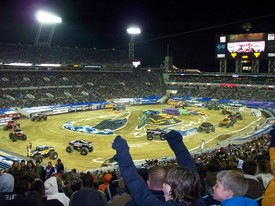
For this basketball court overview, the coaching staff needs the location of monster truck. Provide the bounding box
[3,120,20,131]
[222,109,232,115]
[219,117,235,128]
[207,104,220,110]
[101,155,118,167]
[197,122,215,133]
[66,139,94,156]
[146,128,167,141]
[235,112,243,120]
[31,113,47,121]
[27,145,58,163]
[9,128,27,142]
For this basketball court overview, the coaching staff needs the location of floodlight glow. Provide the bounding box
[127,27,141,35]
[35,10,62,24]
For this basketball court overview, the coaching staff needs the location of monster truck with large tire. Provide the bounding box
[146,128,167,141]
[4,120,20,131]
[31,113,47,121]
[66,139,94,156]
[219,117,235,128]
[27,145,58,163]
[9,128,27,142]
[197,122,215,133]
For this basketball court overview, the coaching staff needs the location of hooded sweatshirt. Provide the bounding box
[44,176,70,206]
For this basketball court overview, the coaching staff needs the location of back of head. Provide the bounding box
[206,157,222,172]
[242,158,257,175]
[216,170,248,196]
[165,165,201,205]
[0,173,15,192]
[31,179,45,196]
[70,188,106,206]
[82,173,94,188]
[148,166,166,190]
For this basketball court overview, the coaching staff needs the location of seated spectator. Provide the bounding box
[242,158,265,199]
[212,170,258,205]
[98,172,112,193]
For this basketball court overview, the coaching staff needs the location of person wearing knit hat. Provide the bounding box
[97,173,112,193]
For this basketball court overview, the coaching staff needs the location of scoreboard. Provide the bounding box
[216,32,275,60]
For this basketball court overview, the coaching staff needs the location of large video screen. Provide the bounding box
[216,32,275,60]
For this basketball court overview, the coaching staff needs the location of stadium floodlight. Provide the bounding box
[127,26,141,60]
[34,10,62,47]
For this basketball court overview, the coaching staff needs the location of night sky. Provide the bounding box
[1,0,275,72]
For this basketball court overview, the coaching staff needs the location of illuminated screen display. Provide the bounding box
[216,32,275,60]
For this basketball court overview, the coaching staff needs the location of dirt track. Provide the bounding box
[0,105,265,172]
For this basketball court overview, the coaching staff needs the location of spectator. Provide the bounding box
[126,166,166,206]
[44,176,70,206]
[35,160,45,181]
[70,172,107,206]
[0,172,25,205]
[256,159,273,188]
[23,191,46,206]
[107,179,132,206]
[212,170,258,205]
[31,179,63,206]
[25,160,39,181]
[55,159,65,175]
[242,158,264,199]
[112,130,204,206]
[215,147,228,163]
[98,172,112,193]
[45,162,55,179]
[7,160,21,181]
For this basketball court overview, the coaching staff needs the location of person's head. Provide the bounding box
[206,157,222,172]
[257,159,272,174]
[162,165,201,205]
[21,160,26,167]
[31,179,46,196]
[242,158,257,175]
[35,160,41,167]
[0,173,15,192]
[23,191,45,206]
[70,188,107,206]
[213,170,248,202]
[12,160,20,169]
[82,172,94,188]
[47,161,52,167]
[147,166,166,190]
[27,160,35,169]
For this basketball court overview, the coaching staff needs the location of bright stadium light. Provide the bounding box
[34,10,62,47]
[127,26,141,60]
[35,10,62,24]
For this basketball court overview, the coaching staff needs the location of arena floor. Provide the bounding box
[0,104,265,172]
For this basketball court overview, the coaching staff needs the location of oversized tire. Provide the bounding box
[43,116,47,121]
[88,147,93,152]
[34,155,43,163]
[9,133,13,139]
[22,134,27,141]
[160,134,165,141]
[206,130,210,133]
[50,151,58,160]
[80,147,89,156]
[4,126,8,131]
[66,145,74,153]
[212,127,215,132]
[198,127,202,132]
[12,136,17,142]
[226,123,230,128]
[219,123,222,127]
[147,134,153,141]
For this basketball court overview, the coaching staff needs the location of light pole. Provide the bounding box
[127,26,141,60]
[34,10,62,47]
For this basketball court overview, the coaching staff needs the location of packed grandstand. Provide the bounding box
[0,42,275,205]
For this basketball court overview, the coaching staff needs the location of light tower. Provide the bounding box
[127,26,141,60]
[34,10,62,47]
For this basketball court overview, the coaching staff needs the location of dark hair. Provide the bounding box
[82,173,94,188]
[165,166,201,205]
[206,157,222,172]
[242,158,257,175]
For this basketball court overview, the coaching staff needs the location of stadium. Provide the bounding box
[0,9,275,206]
